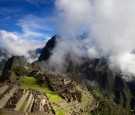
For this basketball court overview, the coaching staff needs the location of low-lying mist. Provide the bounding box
[47,0,135,81]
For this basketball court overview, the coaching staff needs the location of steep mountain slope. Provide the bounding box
[0,49,10,76]
[0,56,28,82]
[0,56,132,115]
[0,60,6,76]
[0,56,96,115]
[69,59,133,109]
[37,35,135,112]
[38,35,59,61]
[0,36,134,114]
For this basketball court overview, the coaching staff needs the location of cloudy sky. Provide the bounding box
[0,0,57,57]
[1,0,135,80]
[0,0,56,38]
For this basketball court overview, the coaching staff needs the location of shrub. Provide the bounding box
[13,65,27,76]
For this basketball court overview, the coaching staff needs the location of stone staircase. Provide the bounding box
[0,83,55,115]
[0,85,17,108]
[45,73,81,103]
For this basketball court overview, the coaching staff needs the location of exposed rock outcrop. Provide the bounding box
[36,35,135,111]
[0,56,27,83]
[38,35,59,61]
[0,83,55,114]
[67,58,134,110]
[0,56,19,82]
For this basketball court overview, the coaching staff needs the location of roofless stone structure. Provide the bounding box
[0,83,55,115]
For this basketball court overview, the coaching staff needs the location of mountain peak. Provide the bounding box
[38,35,60,61]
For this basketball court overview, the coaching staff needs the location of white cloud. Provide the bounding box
[17,15,56,39]
[0,30,46,57]
[54,0,135,80]
[0,14,55,63]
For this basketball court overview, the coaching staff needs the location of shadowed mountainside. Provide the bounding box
[0,35,134,114]
[37,35,135,112]
[38,35,59,61]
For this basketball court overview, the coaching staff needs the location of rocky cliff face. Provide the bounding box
[0,38,133,114]
[66,58,133,109]
[0,59,6,75]
[0,56,19,82]
[0,56,26,83]
[37,35,135,111]
[38,35,59,61]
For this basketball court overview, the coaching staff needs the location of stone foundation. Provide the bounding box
[0,83,55,114]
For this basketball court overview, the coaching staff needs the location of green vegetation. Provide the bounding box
[76,85,93,111]
[14,65,27,77]
[91,91,132,115]
[21,76,63,103]
[26,98,33,112]
[53,106,65,115]
[20,76,66,115]
[20,100,27,111]
[47,93,63,103]
[21,76,51,93]
[0,112,2,115]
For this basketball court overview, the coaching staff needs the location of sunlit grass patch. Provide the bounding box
[20,100,27,112]
[47,93,63,103]
[76,85,93,110]
[21,76,51,93]
[20,76,64,103]
[53,106,66,115]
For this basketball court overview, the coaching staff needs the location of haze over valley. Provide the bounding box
[0,0,135,115]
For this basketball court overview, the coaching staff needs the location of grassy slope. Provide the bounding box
[20,76,66,115]
[91,91,132,115]
[19,100,27,112]
[76,85,94,115]
[20,76,96,115]
[21,76,51,93]
[53,107,65,115]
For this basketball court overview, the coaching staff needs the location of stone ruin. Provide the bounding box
[0,83,55,115]
[32,90,55,114]
[45,73,81,102]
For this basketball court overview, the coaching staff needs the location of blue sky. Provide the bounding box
[0,0,56,40]
[1,0,135,78]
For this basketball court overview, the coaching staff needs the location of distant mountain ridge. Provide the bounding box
[37,35,135,111]
[0,56,132,115]
[0,35,134,114]
[38,35,59,61]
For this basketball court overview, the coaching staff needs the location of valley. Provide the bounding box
[0,36,134,115]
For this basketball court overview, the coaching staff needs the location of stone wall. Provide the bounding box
[45,73,81,102]
[0,84,55,114]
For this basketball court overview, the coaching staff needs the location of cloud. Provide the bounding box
[0,14,56,62]
[0,48,11,61]
[17,15,56,39]
[0,30,46,58]
[51,0,135,81]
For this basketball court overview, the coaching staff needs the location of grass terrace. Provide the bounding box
[20,76,65,115]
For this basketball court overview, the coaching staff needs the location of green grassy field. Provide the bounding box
[20,76,65,115]
[21,76,51,93]
[53,106,65,115]
[21,76,63,102]
[76,85,93,108]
